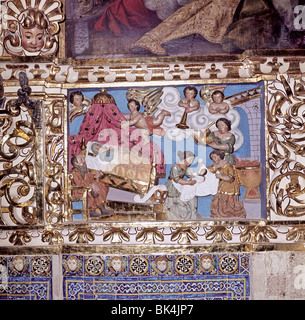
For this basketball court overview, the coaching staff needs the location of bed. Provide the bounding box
[86,141,158,195]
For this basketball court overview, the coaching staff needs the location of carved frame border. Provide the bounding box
[1,52,305,252]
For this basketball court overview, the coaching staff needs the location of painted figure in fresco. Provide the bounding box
[207,118,236,165]
[70,152,114,218]
[163,150,202,220]
[130,0,298,55]
[208,150,246,218]
[176,86,200,129]
[208,90,230,115]
[4,1,63,57]
[123,99,171,139]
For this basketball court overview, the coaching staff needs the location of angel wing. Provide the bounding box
[126,87,163,116]
[199,85,227,103]
[69,97,91,123]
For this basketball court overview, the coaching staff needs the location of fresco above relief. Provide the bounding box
[67,82,266,222]
[65,0,305,59]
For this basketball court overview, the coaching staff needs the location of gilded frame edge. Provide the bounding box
[1,53,305,249]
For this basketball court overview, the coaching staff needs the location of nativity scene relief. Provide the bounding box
[68,82,265,222]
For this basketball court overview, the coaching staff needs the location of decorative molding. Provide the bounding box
[0,53,305,251]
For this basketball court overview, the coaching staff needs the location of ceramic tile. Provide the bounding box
[8,256,30,278]
[218,253,240,275]
[173,255,195,276]
[62,255,83,277]
[8,278,52,300]
[84,255,105,277]
[150,255,174,277]
[195,254,217,275]
[239,253,251,274]
[65,279,83,300]
[105,255,128,277]
[128,255,150,277]
[31,256,52,278]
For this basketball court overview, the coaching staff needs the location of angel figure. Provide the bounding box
[199,85,230,115]
[69,90,91,123]
[123,98,170,138]
[176,86,200,129]
[123,87,171,140]
[208,90,230,114]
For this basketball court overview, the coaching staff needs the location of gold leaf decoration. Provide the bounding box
[103,228,130,244]
[9,231,31,246]
[69,228,95,244]
[136,227,164,244]
[171,227,198,245]
[205,226,232,243]
[240,226,277,243]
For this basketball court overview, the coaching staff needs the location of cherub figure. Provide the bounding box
[4,1,64,56]
[208,90,230,115]
[123,98,170,139]
[179,86,200,114]
[69,90,90,122]
[176,86,200,129]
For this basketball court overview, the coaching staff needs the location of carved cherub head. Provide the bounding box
[3,0,64,56]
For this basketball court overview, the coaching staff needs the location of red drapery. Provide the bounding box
[94,0,161,35]
[69,103,166,177]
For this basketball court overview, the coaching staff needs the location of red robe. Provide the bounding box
[94,0,161,35]
[70,167,109,213]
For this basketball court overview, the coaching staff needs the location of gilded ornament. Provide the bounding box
[205,226,232,244]
[69,228,95,244]
[136,227,164,244]
[171,228,198,245]
[103,228,130,244]
[240,226,277,243]
[1,54,305,252]
[3,0,64,57]
[42,229,64,245]
[9,231,31,245]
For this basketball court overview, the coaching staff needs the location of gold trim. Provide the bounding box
[1,51,305,251]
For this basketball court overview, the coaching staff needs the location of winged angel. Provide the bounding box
[123,87,171,137]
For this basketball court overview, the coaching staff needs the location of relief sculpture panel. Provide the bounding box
[67,82,266,222]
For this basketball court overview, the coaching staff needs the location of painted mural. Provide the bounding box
[68,82,266,221]
[65,0,304,59]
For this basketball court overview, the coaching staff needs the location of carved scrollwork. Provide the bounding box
[9,230,31,245]
[103,228,130,244]
[42,229,64,245]
[268,74,305,218]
